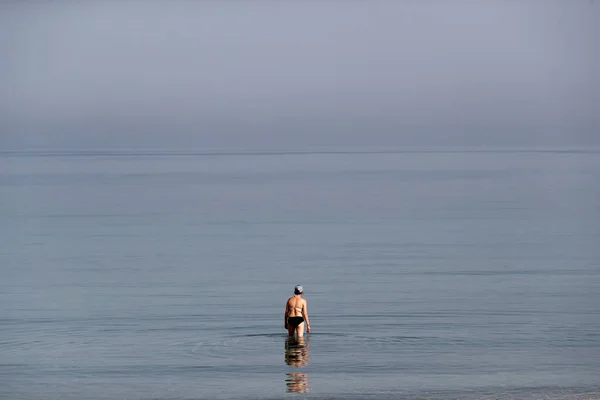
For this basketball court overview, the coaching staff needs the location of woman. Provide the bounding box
[284,285,311,337]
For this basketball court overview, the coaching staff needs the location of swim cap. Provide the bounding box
[294,285,304,294]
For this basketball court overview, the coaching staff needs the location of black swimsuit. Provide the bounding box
[288,316,304,327]
[288,301,304,328]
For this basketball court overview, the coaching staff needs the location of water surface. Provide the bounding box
[1,148,599,399]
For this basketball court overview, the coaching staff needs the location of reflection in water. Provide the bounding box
[284,336,310,393]
[285,336,310,367]
[285,372,309,394]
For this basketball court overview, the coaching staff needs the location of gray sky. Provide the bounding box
[1,0,598,149]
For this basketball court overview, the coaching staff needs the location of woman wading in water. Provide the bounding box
[284,285,311,337]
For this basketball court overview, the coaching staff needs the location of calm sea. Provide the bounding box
[1,148,599,400]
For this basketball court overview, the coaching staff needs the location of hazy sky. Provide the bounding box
[1,0,598,149]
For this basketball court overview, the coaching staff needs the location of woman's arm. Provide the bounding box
[302,301,310,333]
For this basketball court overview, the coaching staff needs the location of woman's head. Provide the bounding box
[294,285,304,295]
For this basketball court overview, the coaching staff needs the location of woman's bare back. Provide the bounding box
[287,296,305,317]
